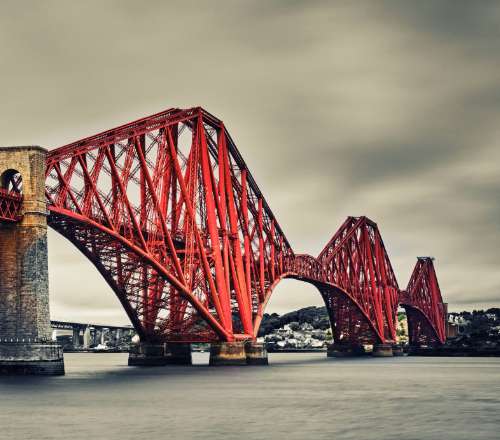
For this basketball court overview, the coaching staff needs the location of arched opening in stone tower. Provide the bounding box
[0,168,22,194]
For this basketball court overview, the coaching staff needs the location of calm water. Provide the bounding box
[0,353,499,440]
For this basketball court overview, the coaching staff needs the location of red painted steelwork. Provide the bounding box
[316,216,400,344]
[0,188,23,222]
[45,108,294,342]
[400,257,447,346]
[42,107,447,345]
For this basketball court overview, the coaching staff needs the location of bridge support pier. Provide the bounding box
[407,345,432,356]
[0,147,64,375]
[0,342,64,375]
[372,343,393,357]
[128,342,192,366]
[392,344,404,356]
[128,343,169,366]
[245,341,268,365]
[209,341,247,366]
[327,342,365,357]
[83,327,91,349]
[166,343,192,365]
[72,327,80,348]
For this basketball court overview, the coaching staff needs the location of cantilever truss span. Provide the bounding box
[400,258,447,346]
[34,107,447,345]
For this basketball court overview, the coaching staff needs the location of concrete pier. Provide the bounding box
[128,343,171,366]
[245,341,268,365]
[72,327,81,348]
[209,341,247,366]
[166,343,192,365]
[0,147,64,375]
[392,344,404,356]
[327,342,366,357]
[372,343,393,357]
[128,342,192,366]
[0,342,64,375]
[83,327,91,348]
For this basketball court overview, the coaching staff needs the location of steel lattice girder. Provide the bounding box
[43,106,447,345]
[316,216,400,344]
[400,257,447,345]
[0,189,22,222]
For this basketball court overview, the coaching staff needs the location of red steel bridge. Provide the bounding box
[0,107,446,348]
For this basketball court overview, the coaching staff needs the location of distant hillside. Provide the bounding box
[447,308,500,350]
[259,306,500,353]
[258,306,330,337]
[258,306,410,337]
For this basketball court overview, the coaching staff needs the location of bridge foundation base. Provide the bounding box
[209,342,247,366]
[407,345,439,356]
[327,342,366,357]
[0,342,64,375]
[166,343,192,365]
[128,343,192,366]
[245,341,268,365]
[128,343,169,366]
[392,344,404,356]
[372,343,393,357]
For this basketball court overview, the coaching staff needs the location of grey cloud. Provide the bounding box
[1,1,499,323]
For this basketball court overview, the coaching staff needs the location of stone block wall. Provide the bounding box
[0,146,52,342]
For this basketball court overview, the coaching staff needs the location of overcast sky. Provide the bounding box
[1,1,499,324]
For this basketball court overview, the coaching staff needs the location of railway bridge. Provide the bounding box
[0,107,447,374]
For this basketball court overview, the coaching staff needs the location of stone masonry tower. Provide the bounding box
[0,146,64,375]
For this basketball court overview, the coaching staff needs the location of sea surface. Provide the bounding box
[0,353,499,440]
